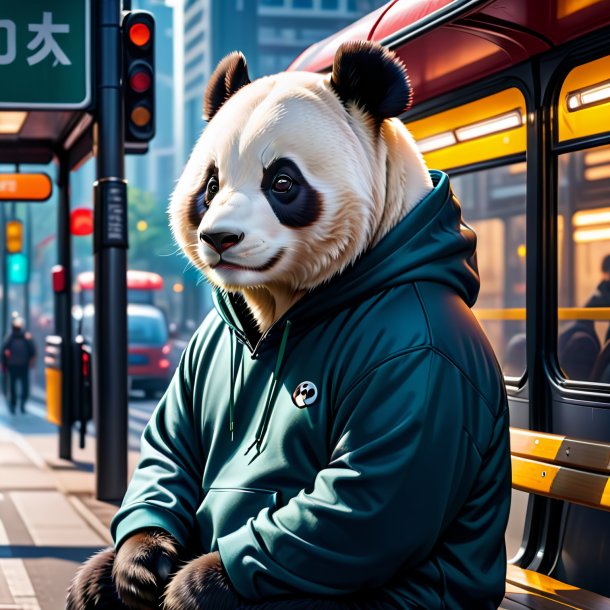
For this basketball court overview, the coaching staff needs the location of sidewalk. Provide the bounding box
[0,392,138,610]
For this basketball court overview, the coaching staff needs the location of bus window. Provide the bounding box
[451,163,527,378]
[407,87,527,378]
[557,144,610,382]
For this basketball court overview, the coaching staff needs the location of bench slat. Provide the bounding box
[511,456,610,512]
[510,428,610,474]
[505,566,610,610]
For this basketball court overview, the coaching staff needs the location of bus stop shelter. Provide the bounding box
[0,0,130,501]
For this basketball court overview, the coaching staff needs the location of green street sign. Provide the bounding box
[0,0,91,109]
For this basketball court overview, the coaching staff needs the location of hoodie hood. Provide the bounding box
[214,170,479,345]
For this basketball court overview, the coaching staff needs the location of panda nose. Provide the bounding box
[200,231,244,254]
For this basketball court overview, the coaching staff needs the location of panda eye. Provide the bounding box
[194,175,218,216]
[206,176,219,199]
[272,175,293,193]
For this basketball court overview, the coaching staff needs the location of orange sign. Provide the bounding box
[0,173,52,201]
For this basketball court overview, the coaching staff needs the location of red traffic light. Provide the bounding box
[129,23,151,47]
[129,69,152,93]
[71,208,94,236]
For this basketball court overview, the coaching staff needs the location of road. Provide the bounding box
[126,395,158,451]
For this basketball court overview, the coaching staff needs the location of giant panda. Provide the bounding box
[67,41,511,610]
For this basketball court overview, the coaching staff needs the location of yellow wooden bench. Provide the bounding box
[501,428,610,610]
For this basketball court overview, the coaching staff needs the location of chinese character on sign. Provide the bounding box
[27,12,71,67]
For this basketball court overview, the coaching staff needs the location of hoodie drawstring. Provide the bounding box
[228,329,243,441]
[245,319,292,461]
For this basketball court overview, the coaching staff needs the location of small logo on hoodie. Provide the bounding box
[292,381,318,408]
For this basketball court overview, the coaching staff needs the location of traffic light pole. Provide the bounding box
[0,204,7,340]
[94,0,128,501]
[56,156,73,461]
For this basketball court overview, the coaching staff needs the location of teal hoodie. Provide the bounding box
[111,171,511,609]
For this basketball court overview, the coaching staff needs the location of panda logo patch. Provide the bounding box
[292,381,318,408]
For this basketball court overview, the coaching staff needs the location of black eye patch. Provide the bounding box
[189,163,218,227]
[261,158,321,228]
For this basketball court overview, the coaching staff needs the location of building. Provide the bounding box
[181,0,388,156]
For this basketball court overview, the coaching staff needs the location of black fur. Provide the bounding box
[65,529,181,610]
[330,41,413,120]
[204,51,251,121]
[112,529,180,609]
[65,547,130,610]
[261,158,322,228]
[163,552,243,610]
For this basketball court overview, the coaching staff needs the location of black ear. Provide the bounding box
[204,51,251,121]
[330,41,412,120]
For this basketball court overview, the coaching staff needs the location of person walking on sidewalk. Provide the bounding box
[1,316,37,414]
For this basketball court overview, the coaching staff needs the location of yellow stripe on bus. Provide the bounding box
[472,307,610,321]
[510,428,565,461]
[511,456,559,494]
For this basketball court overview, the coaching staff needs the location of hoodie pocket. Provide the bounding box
[197,487,278,551]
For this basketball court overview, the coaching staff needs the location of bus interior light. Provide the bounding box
[417,132,456,153]
[567,80,610,111]
[455,110,523,142]
[574,227,610,243]
[585,165,610,181]
[573,208,610,227]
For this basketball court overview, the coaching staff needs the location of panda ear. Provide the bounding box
[204,51,251,121]
[330,41,413,120]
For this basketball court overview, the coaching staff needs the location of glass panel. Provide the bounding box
[451,163,527,377]
[557,144,610,382]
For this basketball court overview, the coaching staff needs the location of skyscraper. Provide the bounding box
[181,0,388,157]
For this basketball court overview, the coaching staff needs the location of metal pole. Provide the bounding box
[94,0,128,500]
[9,202,16,319]
[24,203,31,329]
[0,204,7,340]
[57,156,73,461]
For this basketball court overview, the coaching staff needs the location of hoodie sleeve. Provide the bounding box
[110,331,204,550]
[217,347,504,600]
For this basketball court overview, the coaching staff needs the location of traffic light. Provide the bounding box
[5,219,23,253]
[122,11,155,146]
[8,253,28,284]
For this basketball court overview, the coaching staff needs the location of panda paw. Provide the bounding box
[112,529,180,610]
[162,551,242,610]
[66,547,130,610]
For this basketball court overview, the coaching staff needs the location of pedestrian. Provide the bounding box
[1,316,37,414]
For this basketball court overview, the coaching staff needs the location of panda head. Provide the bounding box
[170,41,432,330]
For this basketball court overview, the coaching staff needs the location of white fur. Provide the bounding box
[170,70,433,332]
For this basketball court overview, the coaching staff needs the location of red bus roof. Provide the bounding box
[288,0,610,108]
[77,270,164,291]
